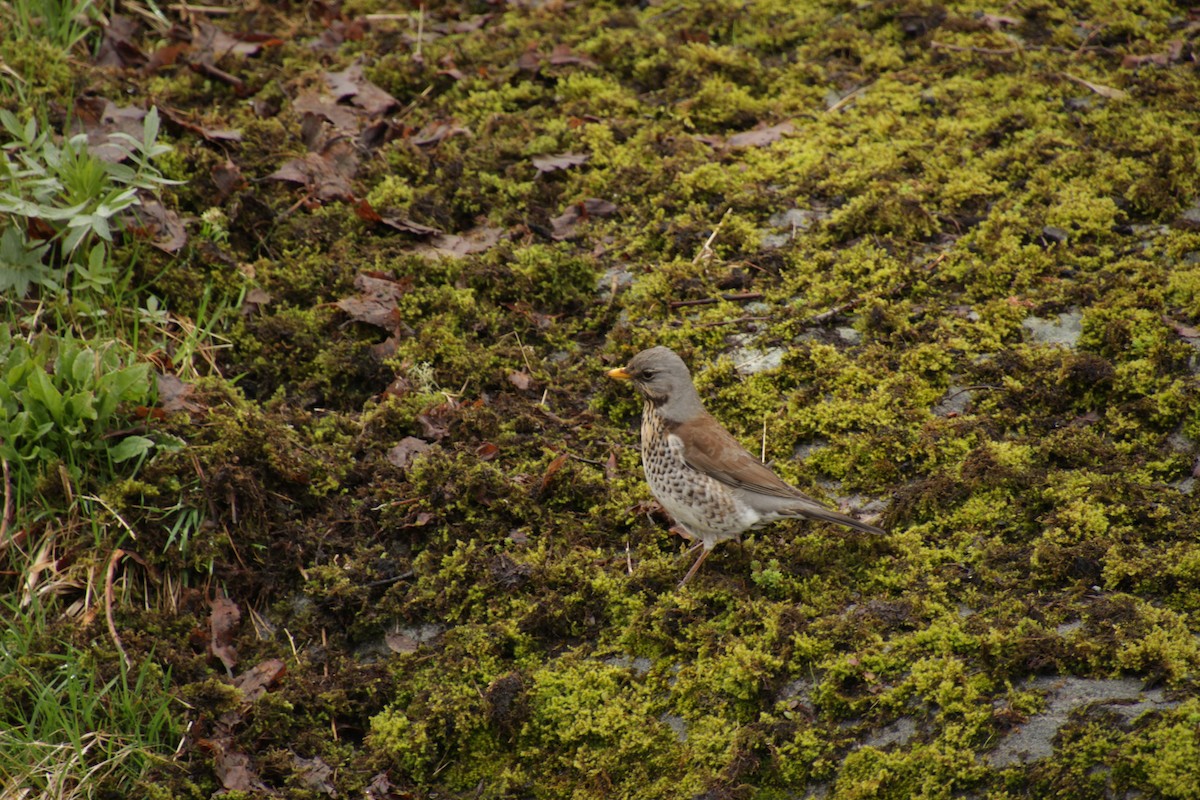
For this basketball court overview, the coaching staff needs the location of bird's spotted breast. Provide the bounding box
[639,402,757,544]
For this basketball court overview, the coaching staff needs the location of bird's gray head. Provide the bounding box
[607,346,705,421]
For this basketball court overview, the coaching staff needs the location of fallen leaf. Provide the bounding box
[71,98,149,163]
[414,226,505,259]
[355,199,441,236]
[411,119,471,146]
[267,138,359,202]
[532,152,590,173]
[548,43,599,68]
[605,451,617,481]
[214,748,265,792]
[294,90,361,133]
[387,436,432,471]
[95,15,146,69]
[310,18,368,51]
[211,159,246,201]
[241,288,272,316]
[365,772,393,800]
[727,120,795,148]
[193,21,273,59]
[159,106,242,143]
[508,371,533,391]
[540,453,569,494]
[209,595,241,673]
[293,755,337,796]
[516,46,543,72]
[336,272,413,331]
[1122,41,1183,68]
[145,41,189,73]
[125,199,187,253]
[325,62,399,116]
[417,404,454,441]
[1165,317,1200,339]
[550,198,618,240]
[1062,72,1128,99]
[476,442,501,461]
[157,373,199,413]
[234,658,286,701]
[386,630,419,653]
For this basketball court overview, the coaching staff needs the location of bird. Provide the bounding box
[607,346,884,587]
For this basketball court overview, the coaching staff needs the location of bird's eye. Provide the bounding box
[640,369,655,379]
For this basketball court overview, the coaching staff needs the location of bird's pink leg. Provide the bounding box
[678,546,713,588]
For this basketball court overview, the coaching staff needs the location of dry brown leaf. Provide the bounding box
[1165,317,1200,339]
[551,198,618,240]
[157,373,200,414]
[267,139,359,201]
[145,41,189,73]
[294,90,361,133]
[72,98,149,162]
[1062,72,1128,99]
[516,46,543,72]
[386,630,419,653]
[1122,41,1183,68]
[412,120,471,146]
[532,152,590,173]
[387,437,432,471]
[414,226,505,259]
[548,43,600,68]
[355,199,441,236]
[476,442,501,461]
[336,272,413,331]
[727,120,795,148]
[540,453,569,494]
[125,199,187,253]
[211,159,246,201]
[234,658,287,702]
[193,21,277,60]
[95,15,146,69]
[159,106,242,143]
[293,755,337,796]
[209,595,241,672]
[325,62,399,117]
[214,748,266,792]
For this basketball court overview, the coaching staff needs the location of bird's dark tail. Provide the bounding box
[792,504,885,535]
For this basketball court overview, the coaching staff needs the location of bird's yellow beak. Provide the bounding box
[607,366,632,381]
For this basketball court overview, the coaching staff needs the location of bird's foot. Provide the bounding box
[677,547,713,588]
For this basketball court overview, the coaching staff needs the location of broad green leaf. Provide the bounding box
[27,368,64,421]
[109,435,154,463]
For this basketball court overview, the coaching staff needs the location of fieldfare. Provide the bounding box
[608,346,884,587]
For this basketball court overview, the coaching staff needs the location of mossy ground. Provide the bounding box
[6,0,1200,797]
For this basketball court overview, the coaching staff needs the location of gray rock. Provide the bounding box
[987,676,1176,767]
[1022,309,1083,347]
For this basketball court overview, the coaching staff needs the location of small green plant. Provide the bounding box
[5,0,104,51]
[0,329,154,508]
[0,106,179,299]
[0,594,180,799]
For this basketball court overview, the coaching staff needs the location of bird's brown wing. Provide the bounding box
[669,414,807,499]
